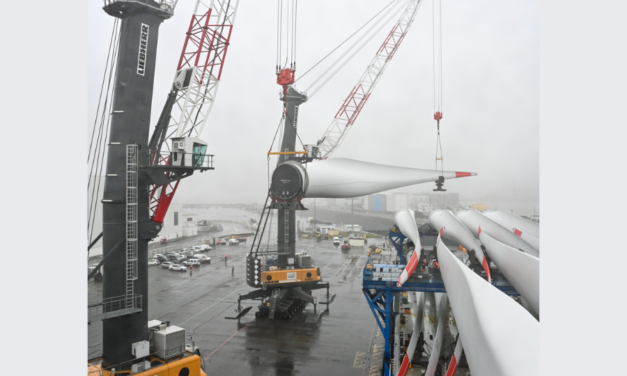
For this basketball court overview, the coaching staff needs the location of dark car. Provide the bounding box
[154,255,168,262]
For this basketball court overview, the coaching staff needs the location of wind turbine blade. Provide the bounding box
[429,209,491,282]
[483,210,539,238]
[397,292,425,376]
[425,293,449,376]
[395,209,422,287]
[518,232,539,251]
[436,236,539,376]
[479,230,539,319]
[305,158,476,198]
[445,337,464,376]
[456,210,539,258]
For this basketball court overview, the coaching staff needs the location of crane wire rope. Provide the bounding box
[294,0,399,84]
[88,17,119,164]
[89,27,121,244]
[88,19,121,245]
[304,0,403,94]
[432,0,445,208]
[306,0,409,99]
[276,0,297,71]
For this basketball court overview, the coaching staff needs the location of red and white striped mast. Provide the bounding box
[315,0,423,160]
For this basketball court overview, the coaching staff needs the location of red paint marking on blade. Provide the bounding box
[406,251,419,276]
[397,354,411,376]
[514,228,522,237]
[478,226,482,236]
[455,171,473,178]
[482,255,491,283]
[439,227,444,236]
[445,355,458,376]
[205,317,255,360]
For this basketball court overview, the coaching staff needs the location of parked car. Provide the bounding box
[194,254,211,263]
[183,259,200,267]
[333,237,340,246]
[175,254,187,262]
[199,244,211,251]
[169,264,187,271]
[228,239,239,245]
[153,254,168,262]
[148,259,160,266]
[161,261,173,269]
[216,239,226,245]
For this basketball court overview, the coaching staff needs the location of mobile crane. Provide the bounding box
[88,0,239,374]
[237,0,423,320]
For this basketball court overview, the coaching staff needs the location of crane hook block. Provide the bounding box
[433,175,446,192]
[434,111,442,121]
[277,68,295,86]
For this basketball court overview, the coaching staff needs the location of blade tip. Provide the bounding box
[455,171,477,178]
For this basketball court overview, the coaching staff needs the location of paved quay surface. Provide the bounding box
[89,237,388,376]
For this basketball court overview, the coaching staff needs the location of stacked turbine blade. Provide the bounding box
[436,236,539,376]
[394,209,422,287]
[429,209,491,282]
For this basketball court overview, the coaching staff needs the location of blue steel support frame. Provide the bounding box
[363,285,397,375]
[388,227,406,264]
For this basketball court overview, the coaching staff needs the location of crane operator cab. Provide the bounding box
[170,137,211,169]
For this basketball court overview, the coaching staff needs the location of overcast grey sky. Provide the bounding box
[88,0,538,210]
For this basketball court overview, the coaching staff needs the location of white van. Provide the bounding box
[333,237,340,246]
[183,259,200,266]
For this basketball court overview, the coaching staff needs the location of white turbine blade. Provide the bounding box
[479,230,539,319]
[436,236,539,376]
[397,249,419,287]
[456,210,539,258]
[395,209,421,249]
[395,209,423,287]
[422,292,437,351]
[305,158,476,198]
[483,210,539,238]
[426,293,449,376]
[429,209,491,282]
[397,292,424,376]
[519,232,539,251]
[445,337,464,376]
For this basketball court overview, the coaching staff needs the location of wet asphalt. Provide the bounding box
[88,237,386,376]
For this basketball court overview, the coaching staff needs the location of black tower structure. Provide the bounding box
[274,87,307,268]
[101,0,172,369]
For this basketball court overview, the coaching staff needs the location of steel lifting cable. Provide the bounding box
[88,17,119,164]
[306,0,409,98]
[88,21,121,242]
[88,19,121,243]
[432,0,446,209]
[295,0,399,84]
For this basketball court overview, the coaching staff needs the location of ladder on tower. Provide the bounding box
[126,145,139,308]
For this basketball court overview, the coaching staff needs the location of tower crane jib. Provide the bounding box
[316,0,422,159]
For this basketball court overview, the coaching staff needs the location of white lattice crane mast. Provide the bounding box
[315,0,422,159]
[169,0,239,140]
[149,0,239,223]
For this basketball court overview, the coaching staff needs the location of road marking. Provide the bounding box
[204,317,255,360]
[180,289,240,325]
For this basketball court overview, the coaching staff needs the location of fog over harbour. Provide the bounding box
[88,0,539,213]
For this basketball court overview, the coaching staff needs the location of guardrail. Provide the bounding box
[88,294,142,323]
